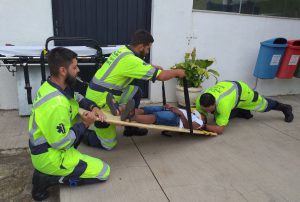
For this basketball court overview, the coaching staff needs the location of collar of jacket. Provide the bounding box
[125,45,145,60]
[47,77,74,100]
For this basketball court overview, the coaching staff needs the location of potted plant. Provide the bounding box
[173,48,219,107]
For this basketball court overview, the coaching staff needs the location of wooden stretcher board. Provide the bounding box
[79,108,217,136]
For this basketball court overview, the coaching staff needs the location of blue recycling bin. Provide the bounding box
[253,38,287,79]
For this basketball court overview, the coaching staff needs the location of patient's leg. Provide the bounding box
[132,111,180,127]
[132,114,156,124]
[135,108,145,115]
[134,106,164,116]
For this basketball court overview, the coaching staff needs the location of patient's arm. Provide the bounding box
[201,114,207,124]
[179,114,189,129]
[179,116,202,130]
[167,107,189,128]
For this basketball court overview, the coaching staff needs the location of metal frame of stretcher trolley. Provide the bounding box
[0,36,107,105]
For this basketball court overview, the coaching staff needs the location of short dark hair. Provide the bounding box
[48,47,77,76]
[200,93,216,107]
[130,29,154,46]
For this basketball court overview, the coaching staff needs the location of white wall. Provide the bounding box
[150,0,193,103]
[0,0,53,109]
[150,0,300,103]
[191,11,300,96]
[1,0,300,109]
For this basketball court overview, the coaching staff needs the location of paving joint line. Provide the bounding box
[130,137,171,202]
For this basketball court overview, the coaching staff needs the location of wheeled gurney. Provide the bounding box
[0,37,119,115]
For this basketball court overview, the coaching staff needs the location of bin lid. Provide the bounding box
[261,38,287,48]
[288,40,300,50]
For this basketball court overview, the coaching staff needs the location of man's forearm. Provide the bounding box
[205,124,225,134]
[156,70,179,81]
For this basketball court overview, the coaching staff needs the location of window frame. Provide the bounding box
[192,0,300,20]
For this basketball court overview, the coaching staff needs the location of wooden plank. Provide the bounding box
[79,108,217,136]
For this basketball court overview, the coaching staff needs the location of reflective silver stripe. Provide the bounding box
[215,84,236,113]
[32,136,47,146]
[34,91,62,109]
[232,82,239,108]
[97,162,109,180]
[141,68,156,80]
[254,99,264,112]
[29,90,63,146]
[91,52,133,91]
[101,144,113,150]
[91,78,123,91]
[96,135,116,150]
[50,130,76,149]
[98,136,117,144]
[120,77,132,88]
[127,86,139,100]
[119,87,131,104]
[254,97,268,112]
[29,112,37,143]
[75,92,84,103]
[29,112,47,146]
[262,98,268,111]
[100,52,133,82]
[119,86,139,104]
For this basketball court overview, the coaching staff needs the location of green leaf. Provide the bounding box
[202,60,214,69]
[176,48,219,88]
[197,68,206,75]
[191,48,196,61]
[204,71,210,79]
[208,69,220,77]
[184,53,190,62]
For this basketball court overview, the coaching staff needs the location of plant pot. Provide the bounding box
[175,85,202,107]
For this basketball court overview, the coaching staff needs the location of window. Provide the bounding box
[193,0,300,18]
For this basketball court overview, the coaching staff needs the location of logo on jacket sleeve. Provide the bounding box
[56,123,66,134]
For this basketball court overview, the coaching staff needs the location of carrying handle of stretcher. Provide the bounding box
[40,36,104,84]
[162,81,166,106]
[161,78,193,135]
[45,36,102,54]
[22,61,33,104]
[183,78,193,135]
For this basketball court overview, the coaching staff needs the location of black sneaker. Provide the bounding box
[274,103,294,122]
[123,126,148,137]
[281,104,294,122]
[32,169,61,201]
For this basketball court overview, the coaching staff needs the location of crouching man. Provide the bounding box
[29,47,110,201]
[196,80,293,134]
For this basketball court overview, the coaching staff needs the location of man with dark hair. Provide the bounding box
[196,81,294,134]
[85,29,185,150]
[130,29,154,46]
[29,47,110,201]
[199,93,216,107]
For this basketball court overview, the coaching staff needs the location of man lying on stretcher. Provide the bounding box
[106,93,206,130]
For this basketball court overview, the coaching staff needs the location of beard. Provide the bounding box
[140,50,147,58]
[65,73,77,88]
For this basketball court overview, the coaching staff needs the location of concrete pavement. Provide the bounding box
[1,95,299,202]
